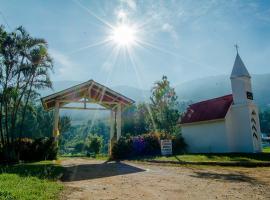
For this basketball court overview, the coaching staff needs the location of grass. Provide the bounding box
[0,160,64,200]
[152,153,270,163]
[129,153,270,166]
[263,146,270,153]
[60,153,109,161]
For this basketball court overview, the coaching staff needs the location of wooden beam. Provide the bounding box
[60,106,108,111]
[56,99,119,105]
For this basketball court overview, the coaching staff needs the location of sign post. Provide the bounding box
[160,139,172,156]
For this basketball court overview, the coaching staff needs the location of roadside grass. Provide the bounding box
[151,153,270,163]
[129,153,270,166]
[263,147,270,153]
[60,153,109,161]
[0,160,64,200]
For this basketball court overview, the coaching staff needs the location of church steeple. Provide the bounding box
[230,52,251,79]
[230,47,253,105]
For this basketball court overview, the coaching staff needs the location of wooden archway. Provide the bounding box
[41,80,134,154]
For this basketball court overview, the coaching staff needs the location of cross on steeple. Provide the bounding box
[234,44,239,54]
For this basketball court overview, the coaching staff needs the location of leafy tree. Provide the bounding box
[148,75,180,135]
[0,26,53,148]
[259,109,270,134]
[86,134,103,154]
[122,104,149,136]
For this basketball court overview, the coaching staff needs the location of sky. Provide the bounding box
[0,0,270,89]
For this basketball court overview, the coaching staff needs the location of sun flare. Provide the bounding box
[110,24,137,47]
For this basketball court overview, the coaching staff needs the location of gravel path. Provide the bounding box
[60,158,270,200]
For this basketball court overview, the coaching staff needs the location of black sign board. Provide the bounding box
[246,91,253,100]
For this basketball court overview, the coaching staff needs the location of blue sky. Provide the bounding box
[0,0,270,89]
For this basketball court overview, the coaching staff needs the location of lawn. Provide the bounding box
[131,153,270,166]
[263,146,270,153]
[0,160,64,200]
[152,153,270,163]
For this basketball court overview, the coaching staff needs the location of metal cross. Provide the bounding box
[234,44,239,54]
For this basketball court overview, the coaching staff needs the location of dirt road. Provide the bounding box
[60,158,270,200]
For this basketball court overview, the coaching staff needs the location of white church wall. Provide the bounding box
[226,103,262,152]
[181,120,229,153]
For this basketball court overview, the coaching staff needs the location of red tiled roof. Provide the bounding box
[180,94,233,124]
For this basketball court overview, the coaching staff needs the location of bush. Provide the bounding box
[111,132,186,159]
[111,137,133,159]
[86,134,103,155]
[0,137,58,162]
[172,134,187,155]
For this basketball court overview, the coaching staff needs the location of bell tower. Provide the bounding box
[229,46,262,152]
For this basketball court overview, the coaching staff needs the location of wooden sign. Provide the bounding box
[160,139,172,156]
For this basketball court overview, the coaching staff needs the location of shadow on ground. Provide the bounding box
[61,161,145,182]
[190,171,260,185]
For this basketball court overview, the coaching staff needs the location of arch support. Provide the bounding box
[53,101,60,141]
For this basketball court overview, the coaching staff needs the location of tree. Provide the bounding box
[259,109,270,134]
[148,75,180,135]
[0,26,53,148]
[122,104,149,136]
[86,134,103,155]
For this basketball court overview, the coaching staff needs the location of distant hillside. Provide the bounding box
[40,74,270,123]
[175,74,270,107]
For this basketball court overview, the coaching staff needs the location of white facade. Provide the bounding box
[182,120,229,153]
[181,53,262,153]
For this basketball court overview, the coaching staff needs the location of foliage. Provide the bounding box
[86,134,103,155]
[148,76,181,135]
[259,108,270,133]
[0,26,53,160]
[172,134,187,154]
[111,136,133,159]
[0,161,63,200]
[0,137,58,162]
[122,104,149,136]
[111,132,186,159]
[59,119,108,155]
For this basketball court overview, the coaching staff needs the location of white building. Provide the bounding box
[180,52,262,153]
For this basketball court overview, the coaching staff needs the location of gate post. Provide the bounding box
[53,101,60,143]
[116,104,122,141]
[109,110,116,155]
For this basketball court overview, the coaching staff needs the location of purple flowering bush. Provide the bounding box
[111,132,186,159]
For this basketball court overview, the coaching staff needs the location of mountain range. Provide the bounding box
[41,74,270,123]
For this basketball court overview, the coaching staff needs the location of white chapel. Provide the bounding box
[180,51,262,153]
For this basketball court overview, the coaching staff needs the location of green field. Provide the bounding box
[0,161,64,200]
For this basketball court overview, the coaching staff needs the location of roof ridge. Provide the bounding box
[190,94,232,106]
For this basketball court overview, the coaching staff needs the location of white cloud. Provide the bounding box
[121,0,137,11]
[49,49,82,81]
[161,23,178,40]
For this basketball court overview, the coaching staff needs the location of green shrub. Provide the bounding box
[111,132,186,159]
[172,134,187,155]
[111,137,133,159]
[0,137,58,163]
[86,134,103,155]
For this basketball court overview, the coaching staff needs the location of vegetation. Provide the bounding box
[0,161,63,200]
[263,146,270,153]
[133,153,270,163]
[148,75,181,135]
[111,132,186,159]
[260,109,270,133]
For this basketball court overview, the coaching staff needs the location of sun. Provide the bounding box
[109,24,137,47]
